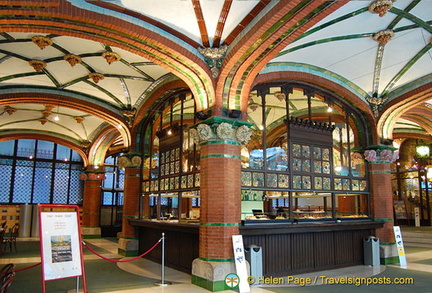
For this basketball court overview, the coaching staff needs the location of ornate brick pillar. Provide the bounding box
[365,145,399,264]
[190,117,252,291]
[117,153,142,256]
[81,170,106,238]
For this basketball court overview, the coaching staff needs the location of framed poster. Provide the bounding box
[393,199,408,220]
[39,205,87,292]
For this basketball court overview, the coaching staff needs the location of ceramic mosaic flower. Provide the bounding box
[236,125,252,144]
[364,150,377,162]
[216,122,232,140]
[379,149,393,161]
[197,124,212,141]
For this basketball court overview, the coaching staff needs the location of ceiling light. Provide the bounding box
[327,107,333,113]
[53,105,60,121]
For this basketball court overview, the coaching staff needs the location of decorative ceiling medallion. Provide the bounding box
[121,108,136,118]
[372,29,394,45]
[31,35,53,49]
[366,94,388,118]
[81,140,91,149]
[368,0,393,17]
[274,92,286,102]
[4,106,17,115]
[41,109,51,118]
[102,51,121,64]
[198,45,228,78]
[249,104,258,111]
[74,116,85,123]
[38,117,48,125]
[88,72,105,83]
[64,54,82,67]
[28,60,47,72]
[121,108,137,127]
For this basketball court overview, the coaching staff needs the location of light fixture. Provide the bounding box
[195,111,209,120]
[53,106,59,121]
[327,106,333,113]
[416,145,430,158]
[167,129,172,135]
[229,109,242,119]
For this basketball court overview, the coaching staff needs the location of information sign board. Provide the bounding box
[38,205,87,292]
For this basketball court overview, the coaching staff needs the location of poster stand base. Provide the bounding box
[154,281,172,286]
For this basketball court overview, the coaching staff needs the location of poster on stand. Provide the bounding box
[39,210,82,281]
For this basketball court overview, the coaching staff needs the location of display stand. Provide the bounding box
[38,204,87,293]
[393,199,409,226]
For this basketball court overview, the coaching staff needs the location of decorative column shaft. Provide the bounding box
[190,117,252,291]
[118,154,142,256]
[365,145,399,264]
[81,171,106,238]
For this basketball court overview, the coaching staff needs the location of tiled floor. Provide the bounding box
[3,230,432,293]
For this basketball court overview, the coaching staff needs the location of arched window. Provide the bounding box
[141,91,200,220]
[101,154,125,228]
[0,139,83,204]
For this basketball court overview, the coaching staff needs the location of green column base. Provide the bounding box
[379,243,399,265]
[192,275,232,292]
[81,226,101,239]
[191,258,249,291]
[381,256,399,265]
[117,237,139,257]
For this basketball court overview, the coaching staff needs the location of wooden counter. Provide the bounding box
[240,220,384,276]
[129,219,199,273]
[130,219,383,276]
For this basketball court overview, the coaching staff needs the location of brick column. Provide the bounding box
[365,145,399,264]
[190,117,252,291]
[117,153,142,256]
[81,171,105,238]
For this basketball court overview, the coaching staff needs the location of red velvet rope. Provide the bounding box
[9,239,161,273]
[14,262,41,272]
[82,239,162,262]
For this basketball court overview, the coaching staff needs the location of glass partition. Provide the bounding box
[241,83,370,222]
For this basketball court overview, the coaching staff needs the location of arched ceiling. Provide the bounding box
[0,0,431,162]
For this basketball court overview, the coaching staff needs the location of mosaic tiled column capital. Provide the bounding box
[190,116,252,145]
[118,153,142,169]
[79,171,106,181]
[363,144,399,164]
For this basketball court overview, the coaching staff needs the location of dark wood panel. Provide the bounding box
[314,232,335,269]
[242,222,380,276]
[334,230,354,265]
[131,220,380,276]
[132,220,199,273]
[291,233,314,272]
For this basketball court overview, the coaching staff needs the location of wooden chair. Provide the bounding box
[3,224,19,253]
[0,272,15,293]
[0,264,15,293]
